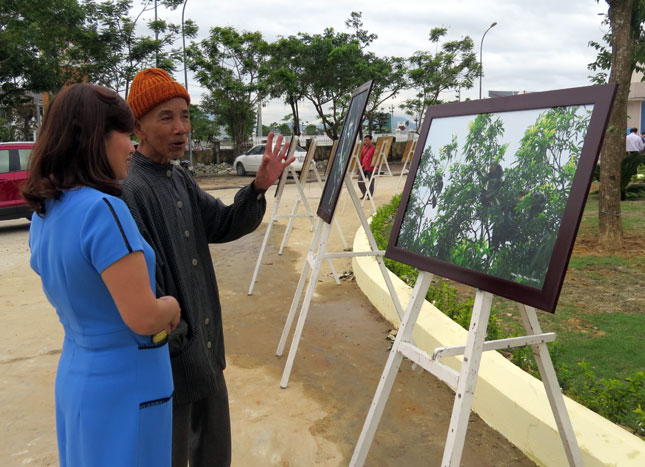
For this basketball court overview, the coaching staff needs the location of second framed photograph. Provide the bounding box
[317,80,373,223]
[387,84,616,313]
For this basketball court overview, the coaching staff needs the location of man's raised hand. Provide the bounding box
[253,132,296,191]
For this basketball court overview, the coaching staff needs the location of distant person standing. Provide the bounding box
[626,127,644,154]
[358,135,376,199]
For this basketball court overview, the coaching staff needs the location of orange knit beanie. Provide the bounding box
[127,68,191,119]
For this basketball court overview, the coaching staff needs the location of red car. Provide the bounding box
[0,141,34,221]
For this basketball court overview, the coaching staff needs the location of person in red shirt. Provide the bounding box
[358,135,376,199]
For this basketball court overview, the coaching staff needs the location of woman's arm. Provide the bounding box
[101,251,180,336]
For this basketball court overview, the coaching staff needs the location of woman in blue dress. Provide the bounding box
[23,83,181,466]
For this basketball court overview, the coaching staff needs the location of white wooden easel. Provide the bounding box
[276,174,406,389]
[350,270,584,466]
[395,138,417,191]
[279,139,348,255]
[248,142,341,295]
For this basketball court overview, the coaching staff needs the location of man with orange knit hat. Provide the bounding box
[122,68,293,467]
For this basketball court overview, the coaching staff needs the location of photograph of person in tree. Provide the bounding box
[397,104,593,289]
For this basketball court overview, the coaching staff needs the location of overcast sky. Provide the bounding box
[141,0,608,126]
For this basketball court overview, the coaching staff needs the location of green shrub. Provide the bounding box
[568,363,645,435]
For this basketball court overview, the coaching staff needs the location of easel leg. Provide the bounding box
[350,272,434,467]
[276,219,323,356]
[279,197,300,255]
[396,160,409,192]
[279,222,333,388]
[382,157,394,189]
[248,196,282,295]
[345,179,405,322]
[333,217,348,250]
[518,305,584,466]
[441,290,493,467]
[293,170,317,232]
[360,170,377,212]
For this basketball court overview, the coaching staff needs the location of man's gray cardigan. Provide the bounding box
[122,152,266,404]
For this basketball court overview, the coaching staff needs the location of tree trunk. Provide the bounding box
[598,0,633,251]
[289,97,300,136]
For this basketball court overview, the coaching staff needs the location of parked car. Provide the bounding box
[233,143,307,176]
[0,141,34,221]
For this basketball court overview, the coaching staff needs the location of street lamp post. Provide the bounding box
[154,0,159,67]
[181,0,192,165]
[479,21,497,100]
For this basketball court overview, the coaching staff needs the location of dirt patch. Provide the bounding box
[573,233,645,256]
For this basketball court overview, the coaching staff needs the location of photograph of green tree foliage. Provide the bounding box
[399,105,592,287]
[387,85,616,312]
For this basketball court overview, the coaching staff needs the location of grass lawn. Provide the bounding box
[493,194,645,381]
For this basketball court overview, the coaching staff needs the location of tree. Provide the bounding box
[276,123,292,136]
[344,10,378,49]
[402,27,481,132]
[295,26,371,139]
[261,36,306,135]
[0,102,40,141]
[363,111,390,134]
[304,124,321,135]
[188,26,268,156]
[0,0,86,109]
[588,0,645,250]
[189,104,216,147]
[363,55,408,134]
[344,12,407,135]
[261,12,401,139]
[78,0,195,97]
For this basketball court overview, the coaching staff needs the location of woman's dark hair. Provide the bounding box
[22,83,134,215]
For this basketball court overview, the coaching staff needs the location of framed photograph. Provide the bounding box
[374,136,394,167]
[387,84,616,312]
[299,138,318,184]
[401,139,417,164]
[317,80,373,223]
[274,135,298,197]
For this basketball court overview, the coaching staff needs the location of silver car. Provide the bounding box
[233,143,307,176]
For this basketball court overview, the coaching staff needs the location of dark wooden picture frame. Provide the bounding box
[317,80,373,223]
[387,84,616,312]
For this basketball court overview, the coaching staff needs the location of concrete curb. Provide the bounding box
[351,224,645,466]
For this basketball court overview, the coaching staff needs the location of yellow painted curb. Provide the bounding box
[352,224,645,466]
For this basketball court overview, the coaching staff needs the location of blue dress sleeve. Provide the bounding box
[80,195,145,273]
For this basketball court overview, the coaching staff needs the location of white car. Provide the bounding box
[233,143,307,176]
